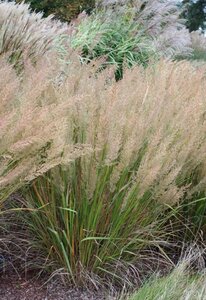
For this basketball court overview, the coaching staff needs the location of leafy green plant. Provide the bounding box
[69,12,157,80]
[96,0,192,59]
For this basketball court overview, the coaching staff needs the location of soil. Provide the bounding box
[0,274,115,300]
[0,247,175,300]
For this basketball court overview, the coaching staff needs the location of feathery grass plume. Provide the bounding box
[8,59,206,285]
[0,53,95,205]
[0,1,67,64]
[96,0,192,58]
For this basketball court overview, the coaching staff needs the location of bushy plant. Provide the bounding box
[97,0,192,59]
[3,58,206,284]
[1,0,206,291]
[64,0,193,80]
[69,12,157,80]
[20,165,169,286]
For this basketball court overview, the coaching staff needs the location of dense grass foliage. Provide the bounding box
[20,166,168,285]
[69,12,157,80]
[129,254,206,300]
[97,0,192,59]
[66,0,193,80]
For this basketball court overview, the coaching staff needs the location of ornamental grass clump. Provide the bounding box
[96,0,192,59]
[69,12,157,80]
[67,0,192,81]
[4,58,206,285]
[0,1,67,64]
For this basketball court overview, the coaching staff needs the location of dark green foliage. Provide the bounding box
[16,0,95,22]
[182,0,206,32]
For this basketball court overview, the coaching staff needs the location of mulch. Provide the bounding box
[0,273,114,300]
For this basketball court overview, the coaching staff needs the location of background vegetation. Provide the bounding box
[12,0,206,32]
[182,0,206,32]
[15,0,95,22]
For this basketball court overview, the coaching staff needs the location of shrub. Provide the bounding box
[4,58,206,285]
[0,1,67,64]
